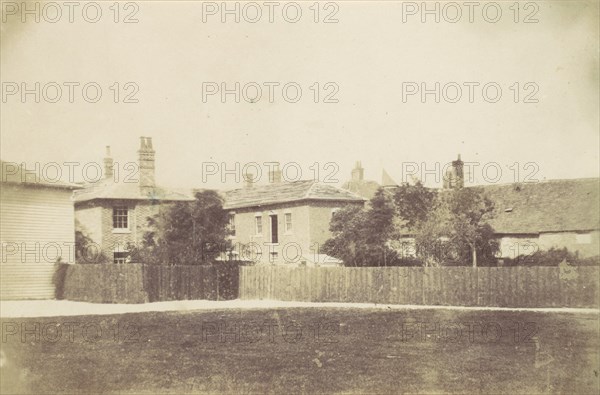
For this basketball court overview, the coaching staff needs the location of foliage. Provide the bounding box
[324,183,499,267]
[322,188,400,266]
[130,190,232,265]
[414,188,498,266]
[393,181,436,230]
[75,230,109,263]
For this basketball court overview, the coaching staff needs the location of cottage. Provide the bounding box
[483,178,600,259]
[74,137,193,263]
[1,161,80,299]
[224,167,365,265]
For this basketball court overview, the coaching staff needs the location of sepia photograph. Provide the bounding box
[1,1,599,393]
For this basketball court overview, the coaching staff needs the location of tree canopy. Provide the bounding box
[130,190,232,264]
[324,183,499,267]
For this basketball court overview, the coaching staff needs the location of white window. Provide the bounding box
[576,233,592,244]
[284,213,292,233]
[255,215,263,235]
[112,207,129,229]
[229,213,236,236]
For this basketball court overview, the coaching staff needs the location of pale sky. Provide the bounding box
[1,0,598,190]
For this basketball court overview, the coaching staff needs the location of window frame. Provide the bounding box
[229,212,236,237]
[284,212,293,234]
[112,206,130,232]
[255,214,263,236]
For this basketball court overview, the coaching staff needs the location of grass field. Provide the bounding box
[1,307,598,394]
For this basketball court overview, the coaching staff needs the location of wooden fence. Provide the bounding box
[239,266,600,308]
[59,263,239,303]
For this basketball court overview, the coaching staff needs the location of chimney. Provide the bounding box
[443,154,464,189]
[244,172,255,189]
[268,163,282,183]
[453,154,464,189]
[103,146,113,179]
[351,161,364,182]
[138,136,155,194]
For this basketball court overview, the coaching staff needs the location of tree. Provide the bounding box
[322,205,368,266]
[130,190,232,264]
[414,188,498,267]
[393,181,437,230]
[363,188,399,265]
[75,230,109,263]
[322,188,399,266]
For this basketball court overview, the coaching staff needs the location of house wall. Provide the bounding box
[229,200,363,265]
[538,231,600,258]
[75,200,165,262]
[497,230,600,259]
[229,202,310,264]
[308,201,363,249]
[1,183,76,299]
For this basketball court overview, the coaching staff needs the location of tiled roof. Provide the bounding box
[480,178,600,234]
[1,160,81,190]
[73,178,193,203]
[223,180,365,210]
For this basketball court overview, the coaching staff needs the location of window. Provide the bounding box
[270,215,279,243]
[255,215,263,235]
[113,207,129,229]
[113,251,129,264]
[284,213,292,233]
[576,233,592,244]
[229,214,236,236]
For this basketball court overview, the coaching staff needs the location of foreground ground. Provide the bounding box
[1,307,598,394]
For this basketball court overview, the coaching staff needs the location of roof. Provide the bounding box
[480,178,600,234]
[342,180,380,199]
[1,160,81,190]
[382,169,399,187]
[223,180,365,210]
[73,178,193,203]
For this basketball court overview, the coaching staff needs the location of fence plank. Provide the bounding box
[237,266,599,308]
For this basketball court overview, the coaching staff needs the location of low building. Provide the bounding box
[483,178,600,259]
[1,161,80,300]
[74,137,192,263]
[224,168,365,265]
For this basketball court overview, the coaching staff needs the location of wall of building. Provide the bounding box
[230,200,364,265]
[229,202,310,264]
[1,184,76,299]
[308,201,363,249]
[497,230,600,259]
[538,230,600,258]
[75,200,164,262]
[75,204,103,248]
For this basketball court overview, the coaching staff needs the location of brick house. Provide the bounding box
[224,168,365,265]
[73,137,192,263]
[1,161,80,299]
